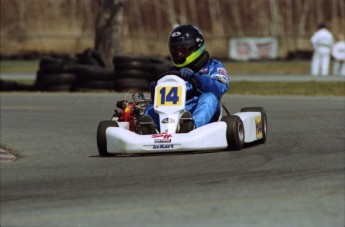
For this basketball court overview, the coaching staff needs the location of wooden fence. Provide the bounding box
[1,0,344,58]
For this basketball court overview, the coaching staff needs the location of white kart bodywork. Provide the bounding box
[234,112,262,143]
[106,122,227,153]
[103,75,264,154]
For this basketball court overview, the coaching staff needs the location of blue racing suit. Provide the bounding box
[144,58,229,129]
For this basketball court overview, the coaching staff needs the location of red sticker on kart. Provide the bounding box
[155,86,182,106]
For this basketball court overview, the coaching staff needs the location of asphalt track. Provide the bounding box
[0,92,344,227]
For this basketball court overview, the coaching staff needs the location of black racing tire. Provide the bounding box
[113,55,150,64]
[39,56,64,69]
[114,77,150,91]
[115,69,152,80]
[114,56,171,71]
[221,115,245,150]
[148,56,171,64]
[39,58,65,74]
[39,56,78,74]
[66,65,115,81]
[97,120,119,156]
[36,72,77,85]
[115,60,151,71]
[240,107,267,143]
[78,48,107,67]
[151,63,174,80]
[113,55,173,81]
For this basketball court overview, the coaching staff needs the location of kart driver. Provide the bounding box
[140,24,229,134]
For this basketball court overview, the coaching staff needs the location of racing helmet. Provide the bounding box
[168,25,205,67]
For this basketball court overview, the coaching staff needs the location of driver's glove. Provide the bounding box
[179,68,194,80]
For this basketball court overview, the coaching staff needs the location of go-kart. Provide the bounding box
[97,72,267,156]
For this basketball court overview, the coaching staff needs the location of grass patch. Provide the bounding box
[0,60,39,73]
[224,60,310,74]
[0,59,311,74]
[16,80,35,86]
[229,81,345,96]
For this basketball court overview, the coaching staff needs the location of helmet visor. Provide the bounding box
[169,40,196,64]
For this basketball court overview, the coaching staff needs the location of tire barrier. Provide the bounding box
[76,48,107,67]
[67,65,114,92]
[1,49,173,92]
[114,77,150,92]
[113,55,173,91]
[35,71,77,92]
[35,49,114,92]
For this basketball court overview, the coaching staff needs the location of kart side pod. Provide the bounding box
[237,107,267,144]
[221,107,267,151]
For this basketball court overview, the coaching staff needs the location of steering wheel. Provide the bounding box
[155,71,198,95]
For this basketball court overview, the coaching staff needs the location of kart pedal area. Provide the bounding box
[139,115,157,135]
[178,111,195,133]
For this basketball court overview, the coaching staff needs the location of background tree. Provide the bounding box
[95,0,124,68]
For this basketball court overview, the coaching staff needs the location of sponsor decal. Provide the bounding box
[154,139,171,143]
[199,67,209,74]
[171,31,181,37]
[152,132,172,143]
[152,132,172,139]
[217,75,228,84]
[229,37,278,60]
[255,116,263,139]
[162,118,175,124]
[217,68,228,76]
[196,37,203,47]
[153,144,175,149]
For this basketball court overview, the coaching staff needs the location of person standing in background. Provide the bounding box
[310,22,334,76]
[332,34,345,76]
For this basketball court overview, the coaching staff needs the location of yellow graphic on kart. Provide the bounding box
[255,116,263,139]
[155,86,182,107]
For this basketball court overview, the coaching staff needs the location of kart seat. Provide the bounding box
[211,96,228,122]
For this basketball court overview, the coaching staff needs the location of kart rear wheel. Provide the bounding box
[97,120,119,156]
[221,115,244,150]
[240,107,267,143]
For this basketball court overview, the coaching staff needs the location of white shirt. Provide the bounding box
[332,41,345,61]
[311,28,334,53]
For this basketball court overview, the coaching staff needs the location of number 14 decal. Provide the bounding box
[157,86,182,106]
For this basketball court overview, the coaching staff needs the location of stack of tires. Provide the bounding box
[35,50,173,92]
[35,49,115,92]
[113,55,173,91]
[69,64,114,92]
[35,56,78,92]
[72,49,114,92]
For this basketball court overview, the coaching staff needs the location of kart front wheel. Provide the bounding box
[221,115,244,150]
[97,120,119,156]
